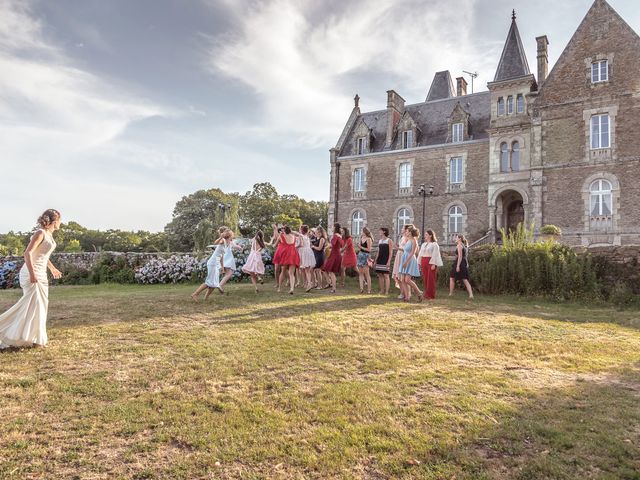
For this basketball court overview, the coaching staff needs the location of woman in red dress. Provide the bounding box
[271,226,284,288]
[340,227,357,287]
[275,224,300,294]
[322,223,343,293]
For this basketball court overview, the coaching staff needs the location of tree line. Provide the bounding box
[0,183,328,254]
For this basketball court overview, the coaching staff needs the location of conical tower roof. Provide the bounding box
[494,10,531,82]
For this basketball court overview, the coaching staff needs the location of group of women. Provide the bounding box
[195,221,474,302]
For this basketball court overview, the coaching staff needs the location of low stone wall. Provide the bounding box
[0,252,195,270]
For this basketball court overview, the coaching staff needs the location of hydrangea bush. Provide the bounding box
[0,261,21,289]
[135,255,205,284]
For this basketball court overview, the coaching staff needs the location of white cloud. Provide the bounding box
[206,0,498,149]
[0,0,176,231]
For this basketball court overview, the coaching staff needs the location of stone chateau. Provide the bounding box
[327,0,640,247]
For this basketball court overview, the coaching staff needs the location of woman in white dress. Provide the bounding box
[191,232,228,301]
[219,230,242,290]
[0,209,62,349]
[297,225,316,292]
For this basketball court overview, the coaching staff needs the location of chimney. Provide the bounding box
[456,77,468,97]
[385,90,405,149]
[536,35,549,85]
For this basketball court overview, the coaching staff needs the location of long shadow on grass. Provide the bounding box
[450,367,640,478]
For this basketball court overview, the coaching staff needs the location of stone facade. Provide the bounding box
[328,0,640,248]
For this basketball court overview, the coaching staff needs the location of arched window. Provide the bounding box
[352,210,365,236]
[500,143,509,172]
[590,180,612,217]
[511,141,520,171]
[397,208,411,237]
[448,206,463,235]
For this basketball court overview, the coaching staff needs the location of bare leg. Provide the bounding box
[288,267,296,294]
[449,278,455,296]
[278,268,287,292]
[204,287,215,300]
[406,277,423,301]
[250,273,258,292]
[220,268,234,288]
[274,265,280,288]
[191,283,208,300]
[329,272,336,292]
[384,274,390,295]
[340,267,346,287]
[358,268,365,293]
[364,268,372,294]
[463,279,474,298]
[377,273,384,294]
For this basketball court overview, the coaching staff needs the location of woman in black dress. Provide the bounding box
[374,227,393,295]
[311,226,327,289]
[449,234,474,299]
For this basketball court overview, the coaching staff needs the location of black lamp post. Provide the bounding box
[417,184,434,243]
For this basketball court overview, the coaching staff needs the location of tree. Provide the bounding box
[165,189,239,251]
[0,232,28,256]
[239,182,281,235]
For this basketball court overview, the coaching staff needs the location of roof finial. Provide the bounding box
[354,94,360,108]
[512,9,516,21]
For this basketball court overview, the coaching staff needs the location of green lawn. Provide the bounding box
[0,283,639,479]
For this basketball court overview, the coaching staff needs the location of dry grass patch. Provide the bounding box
[0,283,639,479]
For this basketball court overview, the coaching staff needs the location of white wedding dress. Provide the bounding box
[0,229,56,348]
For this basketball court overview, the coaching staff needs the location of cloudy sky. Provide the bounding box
[1,0,638,232]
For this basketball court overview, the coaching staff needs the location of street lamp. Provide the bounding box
[417,184,434,243]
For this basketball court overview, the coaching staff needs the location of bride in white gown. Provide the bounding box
[0,209,62,349]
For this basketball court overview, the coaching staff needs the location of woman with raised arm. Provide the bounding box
[276,225,300,294]
[398,226,423,302]
[322,223,343,293]
[449,234,474,299]
[311,226,327,289]
[219,229,242,291]
[297,225,316,292]
[417,229,443,300]
[241,230,267,293]
[192,230,229,300]
[356,227,374,294]
[0,209,62,349]
[374,227,393,295]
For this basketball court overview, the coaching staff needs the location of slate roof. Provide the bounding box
[494,14,531,82]
[426,71,456,101]
[338,91,491,157]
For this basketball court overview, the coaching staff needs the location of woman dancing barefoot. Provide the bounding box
[191,230,230,300]
[0,209,62,349]
[242,231,266,292]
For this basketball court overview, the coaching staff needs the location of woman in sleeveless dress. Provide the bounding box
[219,230,242,290]
[398,226,423,302]
[275,225,300,294]
[311,226,327,289]
[242,231,266,293]
[374,227,393,295]
[356,227,373,294]
[271,226,284,289]
[417,229,443,300]
[191,229,231,300]
[297,225,316,292]
[449,234,474,299]
[392,224,413,295]
[322,224,343,293]
[0,209,62,349]
[340,227,357,287]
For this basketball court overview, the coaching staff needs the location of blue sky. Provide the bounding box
[1,0,638,232]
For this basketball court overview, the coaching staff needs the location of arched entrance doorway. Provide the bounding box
[495,190,525,234]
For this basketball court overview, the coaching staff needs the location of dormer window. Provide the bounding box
[402,130,413,149]
[357,137,367,155]
[507,96,514,115]
[452,123,463,143]
[592,60,608,83]
[516,94,524,114]
[497,97,505,116]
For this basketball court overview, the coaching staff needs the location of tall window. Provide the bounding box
[448,206,463,235]
[500,142,509,172]
[591,114,610,149]
[357,137,367,155]
[590,179,612,217]
[397,208,411,236]
[507,96,514,115]
[516,94,524,114]
[353,168,365,192]
[450,157,463,184]
[452,123,463,143]
[497,97,505,116]
[352,210,365,236]
[399,163,412,189]
[511,141,520,171]
[402,130,413,149]
[592,60,608,83]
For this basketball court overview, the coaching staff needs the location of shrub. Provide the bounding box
[90,254,137,284]
[0,261,21,289]
[540,224,562,236]
[135,255,205,284]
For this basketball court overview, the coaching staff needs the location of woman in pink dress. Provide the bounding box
[242,231,266,293]
[322,223,343,293]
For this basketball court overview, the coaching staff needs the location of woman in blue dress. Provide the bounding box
[398,226,423,302]
[191,230,230,301]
